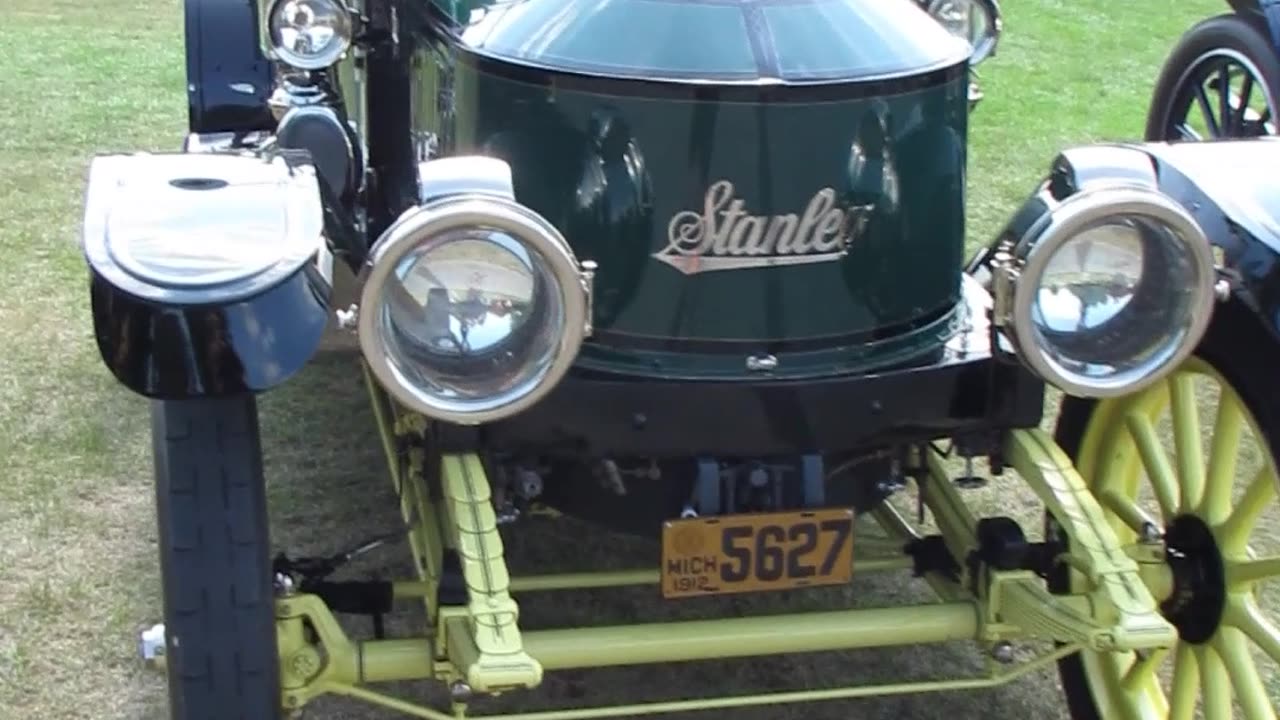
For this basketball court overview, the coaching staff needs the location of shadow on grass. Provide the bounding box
[255,352,1071,720]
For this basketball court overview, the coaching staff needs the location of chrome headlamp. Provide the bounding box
[992,184,1215,398]
[265,0,353,70]
[358,166,593,425]
[926,0,1002,64]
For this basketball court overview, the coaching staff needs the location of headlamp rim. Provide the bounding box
[266,0,354,71]
[1007,185,1216,398]
[357,194,589,425]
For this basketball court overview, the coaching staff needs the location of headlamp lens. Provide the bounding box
[268,0,352,69]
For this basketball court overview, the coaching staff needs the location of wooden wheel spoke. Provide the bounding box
[1217,65,1233,134]
[1169,374,1205,512]
[1215,627,1278,720]
[1203,388,1245,523]
[1100,488,1160,537]
[1196,84,1223,136]
[1126,411,1181,519]
[1227,555,1280,589]
[1073,359,1280,719]
[1197,646,1234,720]
[1168,644,1200,720]
[1120,647,1168,694]
[1236,72,1257,131]
[1219,465,1279,552]
[1228,598,1280,664]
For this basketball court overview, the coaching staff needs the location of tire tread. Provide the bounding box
[153,396,279,720]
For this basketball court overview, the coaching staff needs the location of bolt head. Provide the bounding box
[1140,522,1164,544]
[1214,278,1231,302]
[449,681,473,702]
[991,641,1016,664]
[274,572,296,596]
[335,304,359,330]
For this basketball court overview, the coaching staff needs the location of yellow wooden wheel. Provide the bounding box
[1054,349,1280,720]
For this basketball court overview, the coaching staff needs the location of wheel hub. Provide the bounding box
[1159,514,1226,644]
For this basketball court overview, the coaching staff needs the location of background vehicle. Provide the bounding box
[1147,0,1280,141]
[76,0,1280,718]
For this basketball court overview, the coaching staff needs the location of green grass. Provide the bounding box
[0,0,1252,718]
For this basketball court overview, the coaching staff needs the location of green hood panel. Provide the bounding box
[435,65,970,377]
[440,0,970,82]
[407,3,973,378]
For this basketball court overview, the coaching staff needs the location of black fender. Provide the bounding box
[1143,139,1280,347]
[89,267,331,398]
[81,150,334,400]
[1228,0,1280,52]
[185,0,275,133]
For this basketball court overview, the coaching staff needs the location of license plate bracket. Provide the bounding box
[661,508,855,599]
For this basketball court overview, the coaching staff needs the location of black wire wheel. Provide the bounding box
[1146,13,1280,142]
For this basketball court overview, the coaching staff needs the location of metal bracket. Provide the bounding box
[918,435,1176,652]
[435,454,543,693]
[275,593,436,711]
[999,429,1178,652]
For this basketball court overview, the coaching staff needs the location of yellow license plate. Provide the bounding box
[661,508,855,598]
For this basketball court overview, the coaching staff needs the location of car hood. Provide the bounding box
[433,0,969,84]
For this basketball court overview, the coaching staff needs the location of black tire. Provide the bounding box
[1146,12,1280,141]
[1050,300,1280,718]
[153,395,280,720]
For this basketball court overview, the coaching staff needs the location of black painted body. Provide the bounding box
[184,0,275,133]
[150,0,1280,455]
[1144,140,1280,347]
[89,265,331,398]
[476,281,1044,458]
[1227,0,1280,50]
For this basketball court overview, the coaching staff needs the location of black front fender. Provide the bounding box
[82,151,334,400]
[185,0,275,133]
[1143,139,1280,348]
[90,266,330,398]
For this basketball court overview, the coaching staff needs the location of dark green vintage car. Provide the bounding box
[82,0,1280,717]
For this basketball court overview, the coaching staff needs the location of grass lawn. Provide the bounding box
[2,0,1269,718]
